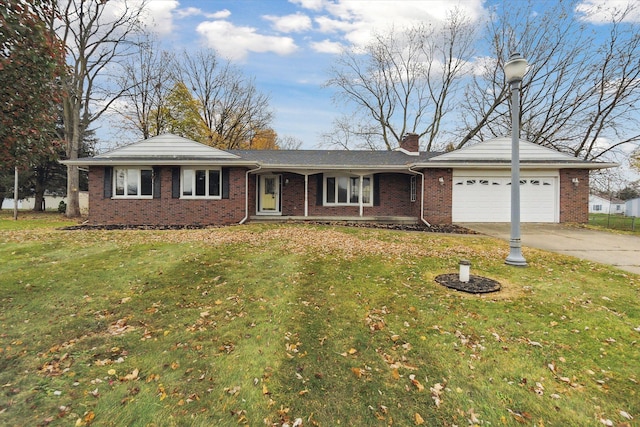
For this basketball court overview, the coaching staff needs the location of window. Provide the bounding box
[325,175,372,206]
[182,168,221,198]
[114,168,153,198]
[593,204,602,211]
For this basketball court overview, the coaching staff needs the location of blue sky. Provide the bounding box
[108,0,639,152]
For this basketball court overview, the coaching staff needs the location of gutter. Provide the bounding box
[239,165,262,224]
[408,166,431,227]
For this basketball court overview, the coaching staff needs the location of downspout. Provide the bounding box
[409,167,431,227]
[239,165,262,224]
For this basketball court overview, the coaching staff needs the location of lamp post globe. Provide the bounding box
[504,53,528,267]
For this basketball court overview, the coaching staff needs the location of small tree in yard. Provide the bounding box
[0,0,66,217]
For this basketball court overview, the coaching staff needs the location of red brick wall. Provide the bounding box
[300,173,419,218]
[88,166,247,226]
[559,169,589,223]
[88,166,587,225]
[422,169,452,224]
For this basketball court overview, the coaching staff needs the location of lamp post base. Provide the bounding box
[505,239,527,267]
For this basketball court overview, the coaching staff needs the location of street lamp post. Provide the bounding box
[504,52,528,267]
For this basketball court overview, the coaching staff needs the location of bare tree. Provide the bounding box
[324,8,476,151]
[50,0,147,217]
[278,135,304,150]
[178,49,274,149]
[458,0,640,161]
[115,34,174,139]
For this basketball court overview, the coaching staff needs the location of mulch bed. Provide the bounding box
[60,222,477,234]
[435,274,501,294]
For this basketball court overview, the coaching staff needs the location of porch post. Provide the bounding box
[304,174,309,217]
[359,175,364,217]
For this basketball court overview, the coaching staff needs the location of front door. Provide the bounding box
[258,175,280,214]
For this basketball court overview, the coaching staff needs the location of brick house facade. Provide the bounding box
[64,134,615,226]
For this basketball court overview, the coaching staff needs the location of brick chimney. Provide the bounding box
[400,133,420,153]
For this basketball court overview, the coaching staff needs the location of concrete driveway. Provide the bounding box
[461,223,640,275]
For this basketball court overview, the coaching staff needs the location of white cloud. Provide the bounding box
[142,0,179,35]
[264,12,312,33]
[290,0,326,12]
[312,0,486,49]
[310,39,344,54]
[175,7,231,20]
[576,0,640,23]
[196,20,298,61]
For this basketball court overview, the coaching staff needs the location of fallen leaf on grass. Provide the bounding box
[620,411,633,420]
[467,408,481,424]
[430,382,444,407]
[415,412,424,425]
[507,408,532,424]
[409,374,424,391]
[121,368,139,381]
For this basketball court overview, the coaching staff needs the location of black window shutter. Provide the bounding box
[172,167,180,198]
[373,174,380,206]
[222,168,230,199]
[316,173,323,205]
[153,167,161,199]
[103,167,113,198]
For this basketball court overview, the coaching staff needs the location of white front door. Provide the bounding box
[258,175,281,214]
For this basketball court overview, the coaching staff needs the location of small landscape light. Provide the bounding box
[459,260,471,283]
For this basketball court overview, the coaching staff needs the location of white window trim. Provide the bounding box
[112,167,154,199]
[324,174,373,206]
[181,167,222,199]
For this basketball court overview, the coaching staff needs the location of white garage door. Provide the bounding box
[452,173,558,222]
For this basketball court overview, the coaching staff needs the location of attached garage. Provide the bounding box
[451,171,559,222]
[422,137,617,224]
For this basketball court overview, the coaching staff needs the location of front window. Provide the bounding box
[182,168,221,198]
[114,168,153,198]
[325,175,372,206]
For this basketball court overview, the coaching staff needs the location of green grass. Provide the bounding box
[0,216,638,426]
[589,213,639,234]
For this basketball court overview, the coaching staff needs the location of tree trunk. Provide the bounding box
[65,102,81,218]
[66,165,80,217]
[33,192,45,212]
[13,166,19,220]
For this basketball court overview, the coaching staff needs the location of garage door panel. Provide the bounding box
[452,175,557,223]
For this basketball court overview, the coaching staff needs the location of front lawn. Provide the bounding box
[0,217,638,426]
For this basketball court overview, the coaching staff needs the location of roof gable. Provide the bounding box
[96,134,240,160]
[430,137,580,163]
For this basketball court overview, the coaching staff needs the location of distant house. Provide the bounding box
[626,198,640,217]
[2,192,89,214]
[589,193,626,215]
[60,133,617,226]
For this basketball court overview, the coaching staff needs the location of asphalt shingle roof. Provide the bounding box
[229,149,440,168]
